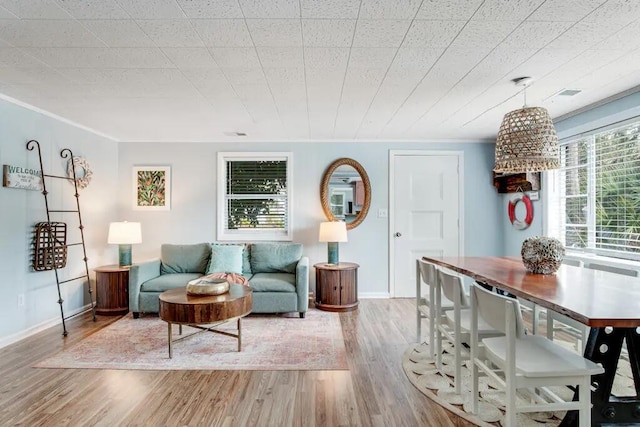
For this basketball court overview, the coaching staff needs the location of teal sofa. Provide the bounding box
[129,242,309,318]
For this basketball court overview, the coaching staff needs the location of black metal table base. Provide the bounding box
[560,327,640,426]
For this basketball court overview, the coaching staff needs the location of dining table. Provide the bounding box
[422,255,640,427]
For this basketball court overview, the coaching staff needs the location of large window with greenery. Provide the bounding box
[547,119,640,260]
[217,152,292,241]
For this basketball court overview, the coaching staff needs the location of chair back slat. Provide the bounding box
[471,285,526,338]
[418,259,439,286]
[439,269,468,307]
[588,262,639,277]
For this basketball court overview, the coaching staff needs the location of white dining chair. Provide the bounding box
[416,259,454,348]
[469,284,604,427]
[435,269,501,394]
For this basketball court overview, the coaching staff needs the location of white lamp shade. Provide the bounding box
[108,221,142,244]
[318,221,348,243]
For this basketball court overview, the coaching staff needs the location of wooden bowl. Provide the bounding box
[186,278,230,296]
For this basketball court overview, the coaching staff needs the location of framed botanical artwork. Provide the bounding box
[133,166,171,211]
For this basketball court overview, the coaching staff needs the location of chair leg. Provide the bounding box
[532,304,539,335]
[471,360,479,414]
[505,378,517,427]
[429,285,436,356]
[578,377,591,427]
[299,312,305,318]
[436,318,443,370]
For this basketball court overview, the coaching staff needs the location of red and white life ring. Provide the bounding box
[508,194,533,230]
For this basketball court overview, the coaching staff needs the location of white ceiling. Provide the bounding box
[0,0,640,143]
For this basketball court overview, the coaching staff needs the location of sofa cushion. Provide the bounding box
[206,244,243,274]
[249,273,296,292]
[160,243,210,274]
[141,273,203,292]
[250,243,302,274]
[207,243,252,275]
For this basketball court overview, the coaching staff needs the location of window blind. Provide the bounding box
[225,160,288,231]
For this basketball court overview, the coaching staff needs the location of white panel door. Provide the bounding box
[392,154,461,297]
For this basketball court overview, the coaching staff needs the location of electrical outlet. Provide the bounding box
[378,208,388,218]
[17,294,25,307]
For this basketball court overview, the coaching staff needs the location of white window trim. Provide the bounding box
[217,152,293,242]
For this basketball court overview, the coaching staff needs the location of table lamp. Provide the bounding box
[319,221,348,265]
[108,221,142,267]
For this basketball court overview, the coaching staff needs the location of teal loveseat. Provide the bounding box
[129,242,309,318]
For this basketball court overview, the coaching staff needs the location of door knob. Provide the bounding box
[395,232,402,237]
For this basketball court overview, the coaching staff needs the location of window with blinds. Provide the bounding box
[549,119,640,259]
[217,152,292,241]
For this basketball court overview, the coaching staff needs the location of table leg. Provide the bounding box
[168,322,173,359]
[179,324,182,335]
[238,318,242,352]
[560,327,640,426]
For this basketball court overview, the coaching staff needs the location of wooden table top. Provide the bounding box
[423,256,640,328]
[159,284,253,325]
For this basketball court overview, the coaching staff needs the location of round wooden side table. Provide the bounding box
[314,262,359,312]
[94,265,129,315]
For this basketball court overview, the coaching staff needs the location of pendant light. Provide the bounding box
[494,77,559,173]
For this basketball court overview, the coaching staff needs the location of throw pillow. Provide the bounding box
[160,243,211,274]
[206,244,244,275]
[207,243,252,275]
[250,243,303,274]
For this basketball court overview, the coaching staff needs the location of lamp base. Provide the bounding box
[327,242,339,265]
[118,244,132,267]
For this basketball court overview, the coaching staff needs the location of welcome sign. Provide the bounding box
[3,164,43,191]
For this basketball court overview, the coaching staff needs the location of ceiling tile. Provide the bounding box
[472,0,545,21]
[162,47,218,68]
[210,47,260,68]
[136,20,204,47]
[222,68,267,86]
[256,47,303,68]
[111,48,176,68]
[115,0,186,19]
[593,21,640,50]
[23,47,117,68]
[300,0,360,19]
[0,47,47,67]
[175,0,242,18]
[264,67,305,86]
[0,0,68,19]
[449,20,520,48]
[402,20,466,48]
[304,47,349,70]
[56,0,129,19]
[306,71,344,89]
[0,20,106,47]
[302,19,355,47]
[0,66,70,85]
[546,21,616,49]
[247,19,302,47]
[180,67,232,91]
[528,0,606,21]
[359,0,422,19]
[500,22,573,49]
[238,0,300,18]
[81,20,155,47]
[348,47,396,68]
[389,47,444,72]
[582,0,640,26]
[343,67,386,87]
[0,5,17,18]
[416,0,483,20]
[192,20,253,47]
[352,20,412,48]
[508,48,579,81]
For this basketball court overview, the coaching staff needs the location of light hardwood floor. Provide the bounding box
[0,299,473,426]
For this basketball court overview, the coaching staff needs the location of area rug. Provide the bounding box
[403,340,636,427]
[35,309,347,371]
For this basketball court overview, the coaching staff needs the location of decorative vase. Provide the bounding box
[521,236,565,274]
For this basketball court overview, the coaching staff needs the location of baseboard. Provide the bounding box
[0,304,92,350]
[359,292,390,299]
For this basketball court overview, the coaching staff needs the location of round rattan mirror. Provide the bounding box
[320,158,371,230]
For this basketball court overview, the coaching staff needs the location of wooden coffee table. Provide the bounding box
[159,284,253,358]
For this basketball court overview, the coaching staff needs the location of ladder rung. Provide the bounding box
[63,306,94,320]
[49,210,79,213]
[66,242,84,247]
[59,275,88,284]
[43,174,74,180]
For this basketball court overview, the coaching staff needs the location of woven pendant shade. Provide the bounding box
[494,106,559,173]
